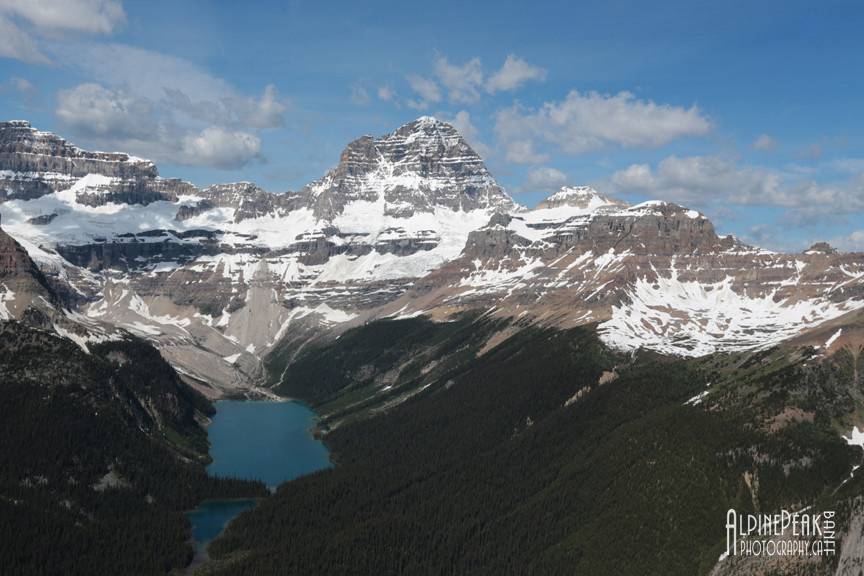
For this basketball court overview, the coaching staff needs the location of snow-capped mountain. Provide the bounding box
[0,117,515,395]
[1,117,863,395]
[302,116,514,218]
[394,188,864,356]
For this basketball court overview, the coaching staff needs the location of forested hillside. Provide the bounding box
[0,321,267,575]
[202,317,862,575]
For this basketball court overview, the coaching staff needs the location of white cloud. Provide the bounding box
[243,84,286,129]
[502,139,548,164]
[377,85,395,101]
[56,83,155,139]
[52,44,286,168]
[350,82,370,106]
[181,127,261,169]
[1,5,284,170]
[610,156,864,250]
[779,177,864,211]
[520,166,568,193]
[161,83,286,130]
[0,0,125,34]
[610,155,864,213]
[832,229,864,251]
[0,0,125,64]
[610,156,764,204]
[434,55,483,104]
[830,158,864,174]
[401,53,545,108]
[405,74,441,109]
[486,54,546,93]
[0,16,50,64]
[66,43,233,104]
[495,90,711,163]
[55,81,269,169]
[60,43,287,128]
[611,155,785,205]
[752,134,776,151]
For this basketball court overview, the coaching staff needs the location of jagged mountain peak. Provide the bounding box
[302,117,514,219]
[414,114,442,124]
[393,115,461,138]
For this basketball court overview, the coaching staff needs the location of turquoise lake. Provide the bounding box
[187,400,331,561]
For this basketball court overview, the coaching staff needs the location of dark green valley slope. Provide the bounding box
[201,316,863,576]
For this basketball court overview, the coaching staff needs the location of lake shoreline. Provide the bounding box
[186,498,261,569]
[184,399,332,572]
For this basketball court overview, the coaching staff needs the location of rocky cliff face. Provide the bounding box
[0,120,192,206]
[190,182,305,222]
[0,120,157,179]
[75,177,196,207]
[0,217,34,275]
[0,218,57,319]
[465,199,724,259]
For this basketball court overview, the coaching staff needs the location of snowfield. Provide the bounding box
[598,267,864,357]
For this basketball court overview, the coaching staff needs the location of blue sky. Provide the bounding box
[1,0,863,250]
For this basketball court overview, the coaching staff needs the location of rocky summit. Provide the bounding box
[302,116,514,219]
[1,117,863,395]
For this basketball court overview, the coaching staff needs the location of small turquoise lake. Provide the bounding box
[187,400,331,562]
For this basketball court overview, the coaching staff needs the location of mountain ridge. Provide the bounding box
[1,117,862,396]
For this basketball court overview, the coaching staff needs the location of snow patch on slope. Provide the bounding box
[599,269,864,357]
[0,286,14,320]
[844,427,864,451]
[824,328,843,349]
